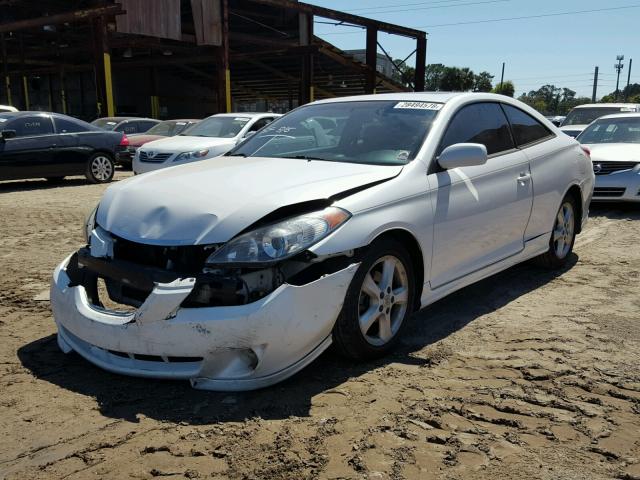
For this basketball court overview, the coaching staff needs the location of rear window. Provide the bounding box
[7,115,54,137]
[562,107,636,126]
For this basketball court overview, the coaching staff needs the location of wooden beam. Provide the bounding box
[415,36,426,92]
[244,57,334,98]
[365,27,377,94]
[0,5,124,34]
[246,0,425,39]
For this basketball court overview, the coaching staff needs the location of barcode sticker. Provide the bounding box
[394,101,443,110]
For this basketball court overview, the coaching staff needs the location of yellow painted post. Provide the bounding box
[310,86,314,102]
[150,95,160,118]
[225,69,231,112]
[103,52,115,116]
[22,75,29,109]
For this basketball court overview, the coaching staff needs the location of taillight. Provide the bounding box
[580,145,590,158]
[119,133,129,146]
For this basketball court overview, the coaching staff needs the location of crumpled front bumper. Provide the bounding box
[593,168,640,202]
[50,254,359,391]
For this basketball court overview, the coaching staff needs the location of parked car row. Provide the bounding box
[0,112,279,182]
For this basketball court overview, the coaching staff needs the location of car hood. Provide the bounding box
[97,157,403,245]
[126,134,165,147]
[139,135,237,152]
[583,143,640,162]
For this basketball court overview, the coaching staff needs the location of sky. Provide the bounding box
[307,0,639,100]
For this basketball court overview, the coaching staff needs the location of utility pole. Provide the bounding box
[592,66,599,102]
[625,58,633,101]
[499,62,505,89]
[614,55,625,101]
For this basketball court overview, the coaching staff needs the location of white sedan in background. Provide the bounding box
[577,113,640,202]
[51,92,594,391]
[132,112,280,174]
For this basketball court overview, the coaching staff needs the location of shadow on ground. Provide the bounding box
[18,253,578,425]
[590,202,640,220]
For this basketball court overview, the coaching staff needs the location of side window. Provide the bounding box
[138,121,157,132]
[438,103,514,156]
[502,104,554,146]
[248,117,274,133]
[7,116,54,137]
[55,117,89,134]
[116,122,138,134]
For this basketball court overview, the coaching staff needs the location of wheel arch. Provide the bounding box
[368,228,425,309]
[564,183,584,234]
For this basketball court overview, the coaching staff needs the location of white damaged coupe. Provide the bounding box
[50,93,595,391]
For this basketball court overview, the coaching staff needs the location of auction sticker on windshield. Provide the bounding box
[394,101,443,110]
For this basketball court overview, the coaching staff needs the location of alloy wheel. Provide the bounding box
[91,155,113,182]
[358,255,409,346]
[553,201,575,259]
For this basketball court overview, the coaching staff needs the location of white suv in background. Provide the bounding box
[133,112,280,174]
[560,103,640,138]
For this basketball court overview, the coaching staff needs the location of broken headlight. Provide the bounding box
[83,205,98,244]
[206,207,350,265]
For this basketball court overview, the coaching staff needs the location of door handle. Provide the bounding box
[517,173,531,184]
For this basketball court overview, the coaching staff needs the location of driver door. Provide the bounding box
[428,102,533,288]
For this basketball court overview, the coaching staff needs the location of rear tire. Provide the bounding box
[85,153,114,184]
[533,194,577,269]
[333,238,416,361]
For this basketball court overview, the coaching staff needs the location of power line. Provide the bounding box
[342,0,511,16]
[315,4,640,34]
[345,0,486,12]
[422,5,640,28]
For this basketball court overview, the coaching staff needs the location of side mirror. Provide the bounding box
[438,143,488,169]
[1,129,17,141]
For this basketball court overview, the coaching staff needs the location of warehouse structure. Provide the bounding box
[0,0,427,120]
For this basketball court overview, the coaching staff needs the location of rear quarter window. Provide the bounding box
[502,104,554,147]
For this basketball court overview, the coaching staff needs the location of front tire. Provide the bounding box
[533,194,577,268]
[85,153,115,184]
[333,238,416,361]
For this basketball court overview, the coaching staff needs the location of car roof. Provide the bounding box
[209,112,281,118]
[313,91,469,105]
[572,103,640,109]
[593,112,640,120]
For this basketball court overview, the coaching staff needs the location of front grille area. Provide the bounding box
[113,236,211,271]
[593,187,626,197]
[139,151,172,163]
[593,161,639,175]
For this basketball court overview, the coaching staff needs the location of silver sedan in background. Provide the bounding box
[577,113,640,202]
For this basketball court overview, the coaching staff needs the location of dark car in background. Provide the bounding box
[0,111,129,184]
[91,116,160,135]
[116,119,199,167]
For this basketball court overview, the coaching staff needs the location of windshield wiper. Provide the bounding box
[226,152,247,157]
[282,155,328,161]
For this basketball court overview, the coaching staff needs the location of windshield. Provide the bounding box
[563,107,636,126]
[146,120,194,136]
[91,118,118,130]
[577,117,640,144]
[180,116,249,138]
[229,100,441,165]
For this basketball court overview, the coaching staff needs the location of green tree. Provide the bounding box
[600,83,640,102]
[474,71,494,92]
[425,63,446,90]
[492,81,515,97]
[439,67,476,91]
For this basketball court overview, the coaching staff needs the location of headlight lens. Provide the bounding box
[174,149,209,162]
[83,205,98,244]
[206,207,351,265]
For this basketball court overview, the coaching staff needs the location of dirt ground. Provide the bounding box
[1,173,639,480]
